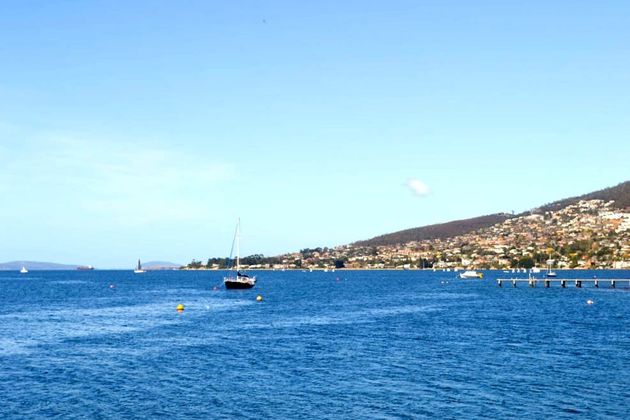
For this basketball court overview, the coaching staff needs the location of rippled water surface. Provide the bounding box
[1,270,629,418]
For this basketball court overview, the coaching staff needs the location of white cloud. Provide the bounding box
[406,178,430,197]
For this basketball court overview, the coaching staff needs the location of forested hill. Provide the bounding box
[353,213,513,247]
[532,181,630,213]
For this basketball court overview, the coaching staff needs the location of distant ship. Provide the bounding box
[224,219,256,289]
[77,265,94,271]
[20,266,28,274]
[134,259,146,274]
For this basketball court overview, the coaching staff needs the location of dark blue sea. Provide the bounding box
[1,269,629,419]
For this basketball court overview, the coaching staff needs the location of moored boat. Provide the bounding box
[459,270,483,279]
[224,219,256,289]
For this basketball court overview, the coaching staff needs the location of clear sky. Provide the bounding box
[1,1,629,268]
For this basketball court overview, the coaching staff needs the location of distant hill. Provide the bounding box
[354,213,513,247]
[142,261,181,270]
[533,180,630,213]
[354,181,630,248]
[0,261,80,271]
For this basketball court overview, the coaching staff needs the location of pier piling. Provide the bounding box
[496,278,629,290]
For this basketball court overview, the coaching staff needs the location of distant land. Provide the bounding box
[0,261,80,271]
[0,261,181,271]
[142,261,181,270]
[353,213,513,247]
[187,180,630,270]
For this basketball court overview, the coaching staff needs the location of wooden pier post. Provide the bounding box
[497,277,629,291]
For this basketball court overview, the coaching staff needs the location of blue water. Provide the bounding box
[1,270,629,418]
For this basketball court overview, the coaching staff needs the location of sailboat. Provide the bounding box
[224,219,256,289]
[20,266,28,274]
[546,256,557,277]
[134,259,146,274]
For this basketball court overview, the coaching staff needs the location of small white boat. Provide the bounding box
[134,259,146,274]
[459,270,483,279]
[531,267,541,273]
[546,270,557,278]
[20,266,28,274]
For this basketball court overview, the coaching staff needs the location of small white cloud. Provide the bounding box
[406,179,430,197]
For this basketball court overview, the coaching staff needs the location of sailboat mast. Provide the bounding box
[236,218,240,272]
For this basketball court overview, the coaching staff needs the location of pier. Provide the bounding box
[496,278,630,288]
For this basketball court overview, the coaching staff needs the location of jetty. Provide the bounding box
[497,277,630,288]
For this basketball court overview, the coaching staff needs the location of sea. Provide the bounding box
[1,269,629,419]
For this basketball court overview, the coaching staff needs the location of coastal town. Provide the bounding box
[188,199,630,271]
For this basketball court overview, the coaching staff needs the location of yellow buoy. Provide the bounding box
[176,303,185,312]
[256,295,263,302]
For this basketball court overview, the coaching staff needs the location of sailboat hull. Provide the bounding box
[224,280,255,289]
[224,276,256,289]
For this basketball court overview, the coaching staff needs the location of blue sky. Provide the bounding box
[1,1,629,267]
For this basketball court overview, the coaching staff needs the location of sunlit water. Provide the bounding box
[1,270,629,418]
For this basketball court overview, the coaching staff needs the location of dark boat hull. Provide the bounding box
[224,279,255,289]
